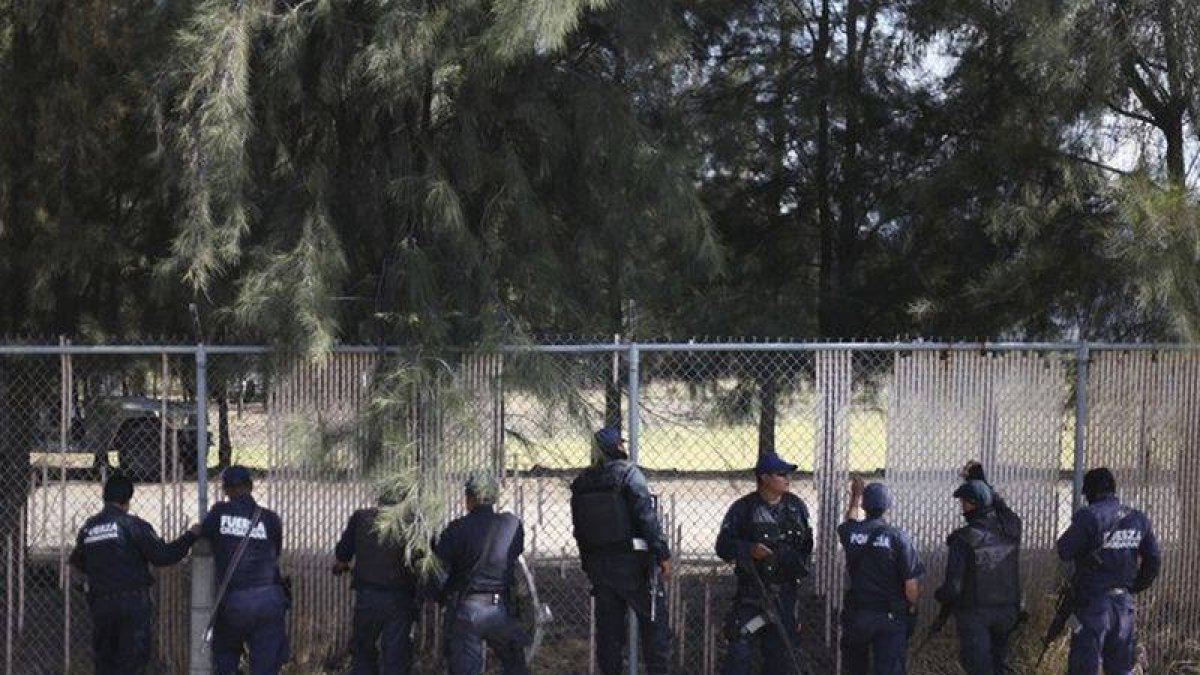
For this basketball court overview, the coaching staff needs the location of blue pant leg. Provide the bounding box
[1101,594,1135,675]
[212,600,248,675]
[761,591,800,675]
[593,585,627,675]
[639,586,671,675]
[986,606,1018,675]
[869,612,908,675]
[1068,597,1109,675]
[378,590,416,675]
[840,610,873,675]
[720,603,759,675]
[245,586,289,675]
[350,589,383,675]
[955,609,995,675]
[114,594,154,675]
[90,597,121,675]
[446,602,485,675]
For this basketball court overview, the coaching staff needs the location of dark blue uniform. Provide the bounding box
[837,517,923,675]
[936,494,1022,675]
[69,504,196,675]
[715,492,812,674]
[434,504,530,675]
[1056,495,1160,675]
[335,507,419,675]
[570,459,671,675]
[200,494,289,675]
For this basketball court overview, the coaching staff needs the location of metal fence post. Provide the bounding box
[627,342,640,675]
[190,345,213,675]
[1073,343,1089,512]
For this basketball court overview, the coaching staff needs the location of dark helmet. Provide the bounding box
[593,426,628,460]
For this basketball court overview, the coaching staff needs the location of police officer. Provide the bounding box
[569,426,672,675]
[69,474,199,675]
[433,474,530,675]
[333,489,420,674]
[934,468,1022,675]
[837,478,923,675]
[198,465,290,675]
[714,450,812,674]
[1056,467,1161,675]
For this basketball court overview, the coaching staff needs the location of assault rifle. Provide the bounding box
[912,603,952,655]
[649,494,662,623]
[1038,581,1075,666]
[740,553,809,675]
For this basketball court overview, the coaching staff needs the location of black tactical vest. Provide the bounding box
[954,512,1020,608]
[747,498,812,584]
[570,464,635,554]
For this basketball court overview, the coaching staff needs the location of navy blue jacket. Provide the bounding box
[1056,495,1161,600]
[716,492,812,597]
[335,507,416,591]
[200,494,284,591]
[837,517,924,612]
[69,504,196,597]
[433,505,524,597]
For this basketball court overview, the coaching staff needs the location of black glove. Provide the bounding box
[905,609,918,639]
[961,461,986,483]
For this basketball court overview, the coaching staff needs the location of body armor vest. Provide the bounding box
[571,465,635,554]
[955,513,1020,608]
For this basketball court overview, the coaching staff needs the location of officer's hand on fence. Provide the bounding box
[188,523,202,538]
[849,476,865,499]
[960,461,985,483]
[750,543,774,561]
[331,561,350,576]
[659,558,672,581]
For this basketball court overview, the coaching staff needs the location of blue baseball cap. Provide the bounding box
[755,451,798,475]
[862,482,892,511]
[222,465,253,488]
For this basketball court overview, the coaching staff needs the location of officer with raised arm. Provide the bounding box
[935,463,1023,675]
[198,465,289,675]
[433,474,530,675]
[69,474,199,675]
[715,450,813,674]
[569,426,672,675]
[1056,467,1160,675]
[837,478,923,675]
[333,487,421,674]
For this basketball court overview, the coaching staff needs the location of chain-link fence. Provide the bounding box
[1,342,1198,674]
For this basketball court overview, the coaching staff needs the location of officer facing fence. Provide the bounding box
[837,479,923,675]
[569,426,672,675]
[198,465,290,675]
[69,474,199,675]
[934,462,1023,675]
[714,450,813,675]
[333,488,421,675]
[1056,467,1161,675]
[433,474,530,675]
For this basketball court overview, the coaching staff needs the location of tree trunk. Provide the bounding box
[815,0,835,336]
[217,385,233,468]
[3,1,36,332]
[757,372,778,457]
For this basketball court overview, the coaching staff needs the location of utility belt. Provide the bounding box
[460,592,504,606]
[843,593,908,614]
[88,585,151,602]
[581,537,650,556]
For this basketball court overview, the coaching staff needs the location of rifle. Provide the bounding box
[648,494,662,623]
[912,603,952,655]
[740,553,809,675]
[1037,581,1075,666]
